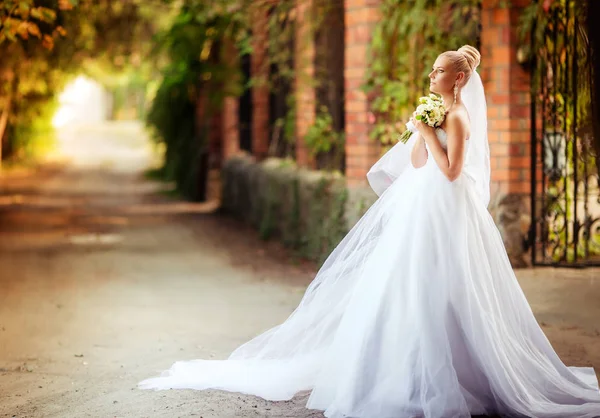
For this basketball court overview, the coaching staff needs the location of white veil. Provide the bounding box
[367,70,491,207]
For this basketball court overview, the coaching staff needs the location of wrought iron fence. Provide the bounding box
[530,0,600,266]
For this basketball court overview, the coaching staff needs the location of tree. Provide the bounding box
[0,0,72,47]
[0,0,169,164]
[0,0,74,163]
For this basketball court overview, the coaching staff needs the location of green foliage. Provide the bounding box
[363,0,480,146]
[518,0,600,262]
[519,0,591,124]
[0,0,168,163]
[0,0,70,47]
[303,105,345,171]
[146,0,250,200]
[147,76,199,199]
[222,156,351,265]
[8,97,58,161]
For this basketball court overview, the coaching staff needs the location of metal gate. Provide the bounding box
[530,0,600,266]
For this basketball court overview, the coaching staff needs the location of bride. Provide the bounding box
[140,46,600,418]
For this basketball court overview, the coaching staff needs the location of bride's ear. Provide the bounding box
[456,72,465,86]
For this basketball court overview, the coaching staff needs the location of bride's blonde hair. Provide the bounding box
[440,45,481,86]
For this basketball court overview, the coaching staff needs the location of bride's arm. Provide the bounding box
[410,133,428,168]
[420,112,467,181]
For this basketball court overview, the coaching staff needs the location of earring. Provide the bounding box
[453,84,458,105]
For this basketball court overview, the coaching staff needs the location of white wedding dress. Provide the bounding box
[140,75,600,418]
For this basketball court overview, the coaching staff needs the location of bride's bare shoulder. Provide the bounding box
[445,105,470,139]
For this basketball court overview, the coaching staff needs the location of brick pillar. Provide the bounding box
[222,40,240,161]
[222,97,240,160]
[481,0,531,198]
[208,111,222,169]
[205,110,222,203]
[295,0,316,168]
[344,0,381,184]
[481,0,531,266]
[251,7,270,161]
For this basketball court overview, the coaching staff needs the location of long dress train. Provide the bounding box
[140,129,600,418]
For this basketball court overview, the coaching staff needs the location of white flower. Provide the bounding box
[411,95,446,128]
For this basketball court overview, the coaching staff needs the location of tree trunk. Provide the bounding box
[588,0,600,167]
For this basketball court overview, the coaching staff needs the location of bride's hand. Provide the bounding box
[410,112,435,140]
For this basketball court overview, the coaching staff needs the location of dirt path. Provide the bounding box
[0,122,598,418]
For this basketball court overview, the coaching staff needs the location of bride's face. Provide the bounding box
[428,56,459,95]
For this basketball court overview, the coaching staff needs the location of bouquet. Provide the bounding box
[398,94,446,144]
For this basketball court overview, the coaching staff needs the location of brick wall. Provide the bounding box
[295,0,316,168]
[221,40,240,161]
[222,97,240,160]
[251,6,270,161]
[481,0,531,199]
[344,0,381,184]
[481,0,532,265]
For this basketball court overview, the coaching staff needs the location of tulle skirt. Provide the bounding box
[140,158,600,418]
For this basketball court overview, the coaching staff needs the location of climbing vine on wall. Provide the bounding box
[363,0,481,147]
[147,0,251,200]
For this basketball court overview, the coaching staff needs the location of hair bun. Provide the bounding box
[458,45,481,71]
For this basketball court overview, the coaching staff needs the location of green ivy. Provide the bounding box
[363,0,480,146]
[303,105,345,171]
[146,1,250,200]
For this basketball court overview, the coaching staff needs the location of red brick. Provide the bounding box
[346,90,368,103]
[345,0,368,10]
[490,158,499,170]
[509,169,522,181]
[251,6,270,163]
[511,104,530,119]
[508,181,530,194]
[345,133,363,145]
[346,123,369,135]
[222,97,239,160]
[365,0,382,8]
[346,9,371,27]
[510,156,530,168]
[345,67,366,80]
[346,100,368,113]
[346,166,370,181]
[492,9,509,25]
[493,169,511,182]
[491,94,510,105]
[346,44,369,67]
[492,46,511,65]
[495,156,509,169]
[346,24,372,44]
[481,8,491,26]
[509,143,524,157]
[510,119,528,130]
[498,132,512,144]
[487,131,501,144]
[346,112,368,124]
[500,27,510,44]
[347,143,379,156]
[491,143,509,157]
[490,119,511,131]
